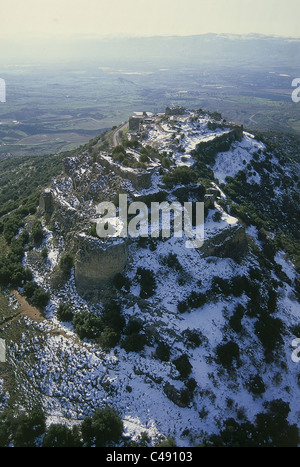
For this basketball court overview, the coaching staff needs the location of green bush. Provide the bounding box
[187,291,206,309]
[162,166,198,187]
[43,424,82,447]
[23,281,50,308]
[136,267,156,298]
[31,220,44,243]
[8,408,46,447]
[121,332,146,353]
[99,327,121,350]
[155,341,171,362]
[216,341,240,368]
[255,312,284,353]
[102,301,125,334]
[177,299,189,314]
[31,288,50,309]
[247,374,266,395]
[41,247,48,259]
[113,272,130,292]
[229,304,245,333]
[81,407,124,447]
[73,311,102,339]
[205,400,299,446]
[59,252,74,274]
[173,354,192,379]
[57,303,73,322]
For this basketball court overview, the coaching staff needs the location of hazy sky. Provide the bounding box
[1,0,300,39]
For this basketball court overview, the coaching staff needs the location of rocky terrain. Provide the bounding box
[1,107,300,446]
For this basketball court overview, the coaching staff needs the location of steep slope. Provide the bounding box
[0,107,299,447]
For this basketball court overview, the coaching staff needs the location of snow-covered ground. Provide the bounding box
[3,109,300,447]
[213,132,265,184]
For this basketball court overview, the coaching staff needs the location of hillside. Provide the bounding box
[0,107,300,447]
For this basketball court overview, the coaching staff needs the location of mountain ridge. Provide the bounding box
[0,106,299,446]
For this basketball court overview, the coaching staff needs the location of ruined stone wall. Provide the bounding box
[98,154,153,190]
[39,188,54,216]
[73,234,128,293]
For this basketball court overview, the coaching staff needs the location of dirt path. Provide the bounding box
[249,113,259,124]
[112,122,128,147]
[11,289,46,323]
[9,290,81,343]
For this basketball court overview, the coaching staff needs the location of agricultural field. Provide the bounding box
[0,61,299,159]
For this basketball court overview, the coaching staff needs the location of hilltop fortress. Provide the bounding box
[39,107,244,296]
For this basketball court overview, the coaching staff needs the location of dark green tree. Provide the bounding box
[81,407,124,447]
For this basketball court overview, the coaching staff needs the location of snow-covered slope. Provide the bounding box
[2,107,300,447]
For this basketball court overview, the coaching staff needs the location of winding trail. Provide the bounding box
[112,122,129,147]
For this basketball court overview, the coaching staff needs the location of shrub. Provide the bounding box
[102,301,125,334]
[162,166,198,187]
[183,329,203,348]
[124,318,143,335]
[173,354,192,379]
[59,253,74,274]
[186,377,197,392]
[187,291,206,309]
[23,281,50,308]
[213,211,222,222]
[161,252,182,271]
[121,332,146,353]
[73,311,102,340]
[211,276,231,296]
[23,281,39,299]
[155,342,171,362]
[177,299,189,314]
[9,408,46,447]
[99,327,121,350]
[31,220,44,243]
[255,312,284,353]
[57,303,73,322]
[81,407,124,447]
[136,267,156,298]
[247,374,266,395]
[216,341,240,368]
[43,424,82,447]
[229,304,245,333]
[113,272,130,292]
[31,288,50,309]
[41,247,48,259]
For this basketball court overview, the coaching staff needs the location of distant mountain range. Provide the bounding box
[2,33,300,67]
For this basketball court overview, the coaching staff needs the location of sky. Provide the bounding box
[1,0,300,39]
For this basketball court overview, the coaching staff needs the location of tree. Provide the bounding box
[121,332,146,353]
[216,341,240,368]
[247,374,266,396]
[136,267,156,298]
[59,253,74,274]
[43,424,82,447]
[155,342,171,362]
[173,354,192,379]
[255,312,284,353]
[10,408,46,447]
[73,311,102,340]
[57,303,73,322]
[31,220,44,243]
[32,287,50,309]
[81,407,124,447]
